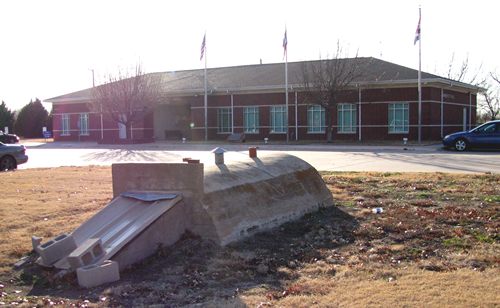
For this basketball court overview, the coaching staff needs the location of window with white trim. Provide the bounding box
[388,103,409,133]
[270,105,287,133]
[243,106,259,133]
[337,103,357,133]
[307,105,325,133]
[61,114,70,135]
[79,113,89,135]
[217,107,232,133]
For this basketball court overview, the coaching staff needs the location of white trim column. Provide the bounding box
[469,93,472,130]
[231,94,234,133]
[295,91,298,141]
[440,88,444,138]
[100,105,104,140]
[463,108,467,131]
[358,87,362,141]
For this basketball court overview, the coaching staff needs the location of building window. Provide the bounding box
[244,107,259,133]
[61,114,70,135]
[388,103,409,133]
[270,105,287,133]
[217,107,232,133]
[79,113,89,135]
[307,105,325,133]
[337,103,357,133]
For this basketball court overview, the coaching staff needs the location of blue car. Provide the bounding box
[442,120,500,151]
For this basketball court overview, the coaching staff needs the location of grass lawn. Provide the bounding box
[0,167,498,307]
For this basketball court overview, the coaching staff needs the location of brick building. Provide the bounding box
[45,58,481,142]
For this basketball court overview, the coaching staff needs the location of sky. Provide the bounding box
[0,0,498,112]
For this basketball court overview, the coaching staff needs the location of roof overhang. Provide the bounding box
[44,97,91,104]
[45,77,482,105]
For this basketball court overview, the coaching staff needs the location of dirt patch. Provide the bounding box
[0,169,498,306]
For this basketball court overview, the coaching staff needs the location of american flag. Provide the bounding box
[200,34,206,61]
[414,14,421,45]
[282,29,287,59]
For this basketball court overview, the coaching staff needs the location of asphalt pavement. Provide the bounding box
[18,141,500,174]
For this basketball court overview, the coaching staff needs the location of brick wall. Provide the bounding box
[51,85,477,142]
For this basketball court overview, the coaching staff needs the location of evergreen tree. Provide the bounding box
[14,98,49,138]
[46,107,53,132]
[0,101,15,133]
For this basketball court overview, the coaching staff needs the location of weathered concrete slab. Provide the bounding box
[112,163,204,198]
[194,153,333,245]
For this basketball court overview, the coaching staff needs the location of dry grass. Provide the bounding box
[0,168,498,307]
[241,267,500,307]
[0,166,111,274]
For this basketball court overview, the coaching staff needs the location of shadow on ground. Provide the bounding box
[81,149,181,162]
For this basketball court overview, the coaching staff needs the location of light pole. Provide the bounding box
[90,69,95,87]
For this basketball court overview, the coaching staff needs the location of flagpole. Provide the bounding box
[417,6,422,144]
[203,35,208,142]
[284,28,289,143]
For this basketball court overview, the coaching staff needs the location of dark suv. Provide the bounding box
[0,131,20,144]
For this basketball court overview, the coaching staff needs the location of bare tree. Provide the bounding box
[442,54,500,122]
[92,65,162,139]
[445,53,484,85]
[479,72,500,121]
[480,88,499,121]
[491,72,500,85]
[301,42,365,142]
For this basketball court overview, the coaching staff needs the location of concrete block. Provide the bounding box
[31,236,42,252]
[76,260,120,288]
[67,238,104,270]
[37,233,77,265]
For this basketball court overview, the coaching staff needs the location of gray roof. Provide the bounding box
[45,57,481,103]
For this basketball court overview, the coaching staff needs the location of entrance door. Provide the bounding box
[118,114,127,139]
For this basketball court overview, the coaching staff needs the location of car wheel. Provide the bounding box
[454,139,468,151]
[0,156,16,171]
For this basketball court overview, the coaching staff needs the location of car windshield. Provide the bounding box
[473,122,496,134]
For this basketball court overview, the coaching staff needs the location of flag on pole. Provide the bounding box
[200,34,206,61]
[414,14,421,45]
[282,29,288,59]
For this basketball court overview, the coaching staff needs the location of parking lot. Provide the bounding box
[18,141,500,174]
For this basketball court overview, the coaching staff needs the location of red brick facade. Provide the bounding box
[52,103,154,142]
[51,86,476,142]
[187,86,476,142]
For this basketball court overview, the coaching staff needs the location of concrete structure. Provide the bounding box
[45,58,482,143]
[111,152,333,246]
[33,152,332,288]
[76,260,120,288]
